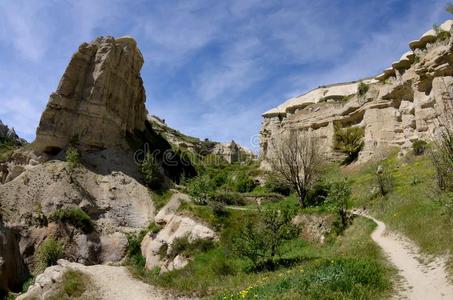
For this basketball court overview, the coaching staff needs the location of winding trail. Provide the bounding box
[359,213,453,300]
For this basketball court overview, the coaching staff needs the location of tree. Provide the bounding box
[140,153,165,190]
[326,179,352,234]
[232,206,299,269]
[270,131,324,208]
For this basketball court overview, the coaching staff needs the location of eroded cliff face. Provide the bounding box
[35,36,147,153]
[260,20,453,165]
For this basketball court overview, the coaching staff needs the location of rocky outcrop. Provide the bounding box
[261,20,453,164]
[148,115,256,163]
[141,193,217,273]
[34,36,147,154]
[0,221,29,295]
[0,120,26,146]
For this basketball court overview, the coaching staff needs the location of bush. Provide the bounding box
[65,146,80,168]
[167,236,215,259]
[232,172,257,193]
[210,255,237,276]
[357,82,369,96]
[305,181,330,207]
[186,175,216,204]
[140,153,165,190]
[264,174,292,196]
[35,236,64,274]
[375,165,393,196]
[49,208,94,233]
[325,179,353,235]
[209,201,229,218]
[127,232,146,269]
[62,270,87,297]
[430,126,453,191]
[412,139,427,156]
[212,192,246,206]
[334,126,364,164]
[232,206,299,270]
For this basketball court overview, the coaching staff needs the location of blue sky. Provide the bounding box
[0,0,451,151]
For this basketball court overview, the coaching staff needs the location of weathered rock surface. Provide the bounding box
[141,193,217,273]
[261,19,453,164]
[0,221,29,295]
[148,115,256,163]
[0,120,26,146]
[34,36,147,153]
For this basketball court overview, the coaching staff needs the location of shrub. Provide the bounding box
[412,139,427,156]
[209,201,229,218]
[447,3,453,14]
[127,232,146,269]
[232,172,257,193]
[65,146,80,168]
[334,126,364,164]
[186,175,216,204]
[232,206,299,270]
[167,236,215,259]
[62,270,87,297]
[375,165,393,196]
[430,126,453,191]
[305,181,330,207]
[49,208,94,233]
[140,153,165,190]
[325,179,353,235]
[35,236,64,274]
[357,82,369,96]
[212,192,246,206]
[210,255,237,276]
[264,173,292,196]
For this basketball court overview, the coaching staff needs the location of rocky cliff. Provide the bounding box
[260,20,453,164]
[34,36,147,153]
[0,120,26,146]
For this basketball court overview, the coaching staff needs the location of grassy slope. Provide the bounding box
[344,153,453,274]
[129,200,393,299]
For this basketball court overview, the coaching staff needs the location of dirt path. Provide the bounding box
[359,213,453,300]
[72,264,192,300]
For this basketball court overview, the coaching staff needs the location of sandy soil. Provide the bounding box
[73,264,192,300]
[361,214,453,300]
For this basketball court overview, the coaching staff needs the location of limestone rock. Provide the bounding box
[141,197,217,272]
[0,221,29,295]
[0,120,26,146]
[34,36,147,153]
[260,19,453,163]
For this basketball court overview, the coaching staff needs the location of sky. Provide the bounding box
[0,0,451,151]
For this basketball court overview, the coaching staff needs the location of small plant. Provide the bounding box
[231,172,257,193]
[211,192,246,206]
[140,153,165,190]
[357,82,369,96]
[167,236,215,259]
[430,124,453,192]
[65,146,80,168]
[412,139,427,156]
[210,201,229,218]
[433,24,451,41]
[264,173,292,196]
[35,236,64,274]
[334,126,365,164]
[375,165,393,196]
[62,270,87,297]
[49,208,94,233]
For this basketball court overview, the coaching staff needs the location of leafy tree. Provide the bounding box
[357,82,369,96]
[232,206,299,269]
[140,153,165,190]
[186,174,216,204]
[326,179,352,234]
[334,126,364,164]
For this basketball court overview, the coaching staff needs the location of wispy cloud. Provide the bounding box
[0,0,450,151]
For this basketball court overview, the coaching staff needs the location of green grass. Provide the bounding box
[345,153,453,274]
[151,190,174,210]
[128,199,392,299]
[49,208,94,233]
[46,270,90,300]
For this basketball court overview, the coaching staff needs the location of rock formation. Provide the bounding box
[260,20,453,164]
[0,120,26,146]
[148,115,256,163]
[34,36,147,153]
[141,193,217,273]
